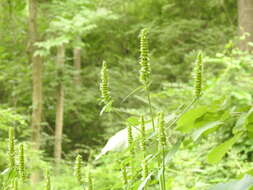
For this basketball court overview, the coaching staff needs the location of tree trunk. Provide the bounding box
[29,0,43,184]
[73,47,81,86]
[54,44,65,166]
[238,0,253,51]
[73,36,82,86]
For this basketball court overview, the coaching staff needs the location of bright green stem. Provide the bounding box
[161,146,166,190]
[130,153,135,190]
[158,144,166,190]
[146,88,155,132]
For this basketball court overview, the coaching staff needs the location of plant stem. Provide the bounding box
[146,88,155,132]
[162,145,166,190]
[158,145,166,190]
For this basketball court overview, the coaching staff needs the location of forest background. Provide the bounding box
[1,0,253,190]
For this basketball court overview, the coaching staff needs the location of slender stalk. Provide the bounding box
[127,125,135,190]
[146,88,155,132]
[161,146,166,190]
[8,128,15,170]
[121,164,128,190]
[158,112,167,190]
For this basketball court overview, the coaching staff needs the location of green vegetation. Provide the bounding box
[1,0,253,189]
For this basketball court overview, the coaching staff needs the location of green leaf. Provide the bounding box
[209,175,253,190]
[207,133,242,164]
[192,121,223,141]
[177,106,208,133]
[99,101,113,115]
[245,108,253,132]
[233,113,248,133]
[138,173,153,190]
[126,116,140,126]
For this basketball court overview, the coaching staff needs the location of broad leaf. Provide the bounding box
[177,106,208,133]
[192,121,223,141]
[207,133,242,164]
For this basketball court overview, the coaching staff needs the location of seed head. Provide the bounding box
[19,143,25,182]
[127,126,134,155]
[142,158,148,180]
[100,61,112,105]
[194,52,203,98]
[139,29,151,87]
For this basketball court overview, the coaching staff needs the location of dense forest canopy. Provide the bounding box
[1,0,253,190]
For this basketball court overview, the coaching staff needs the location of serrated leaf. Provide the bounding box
[207,133,242,164]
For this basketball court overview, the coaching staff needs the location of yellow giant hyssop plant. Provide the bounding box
[3,28,251,190]
[1,29,206,190]
[96,29,204,190]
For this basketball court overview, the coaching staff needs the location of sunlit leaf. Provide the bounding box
[177,106,208,133]
[207,133,242,164]
[192,121,223,141]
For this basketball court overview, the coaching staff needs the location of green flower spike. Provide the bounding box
[194,52,203,98]
[139,29,151,87]
[19,143,25,182]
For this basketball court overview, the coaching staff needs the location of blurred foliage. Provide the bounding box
[2,0,253,189]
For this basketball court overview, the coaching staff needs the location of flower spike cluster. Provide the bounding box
[19,143,25,182]
[100,61,112,105]
[194,52,203,98]
[158,112,166,146]
[142,158,148,180]
[127,126,134,155]
[139,29,151,87]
